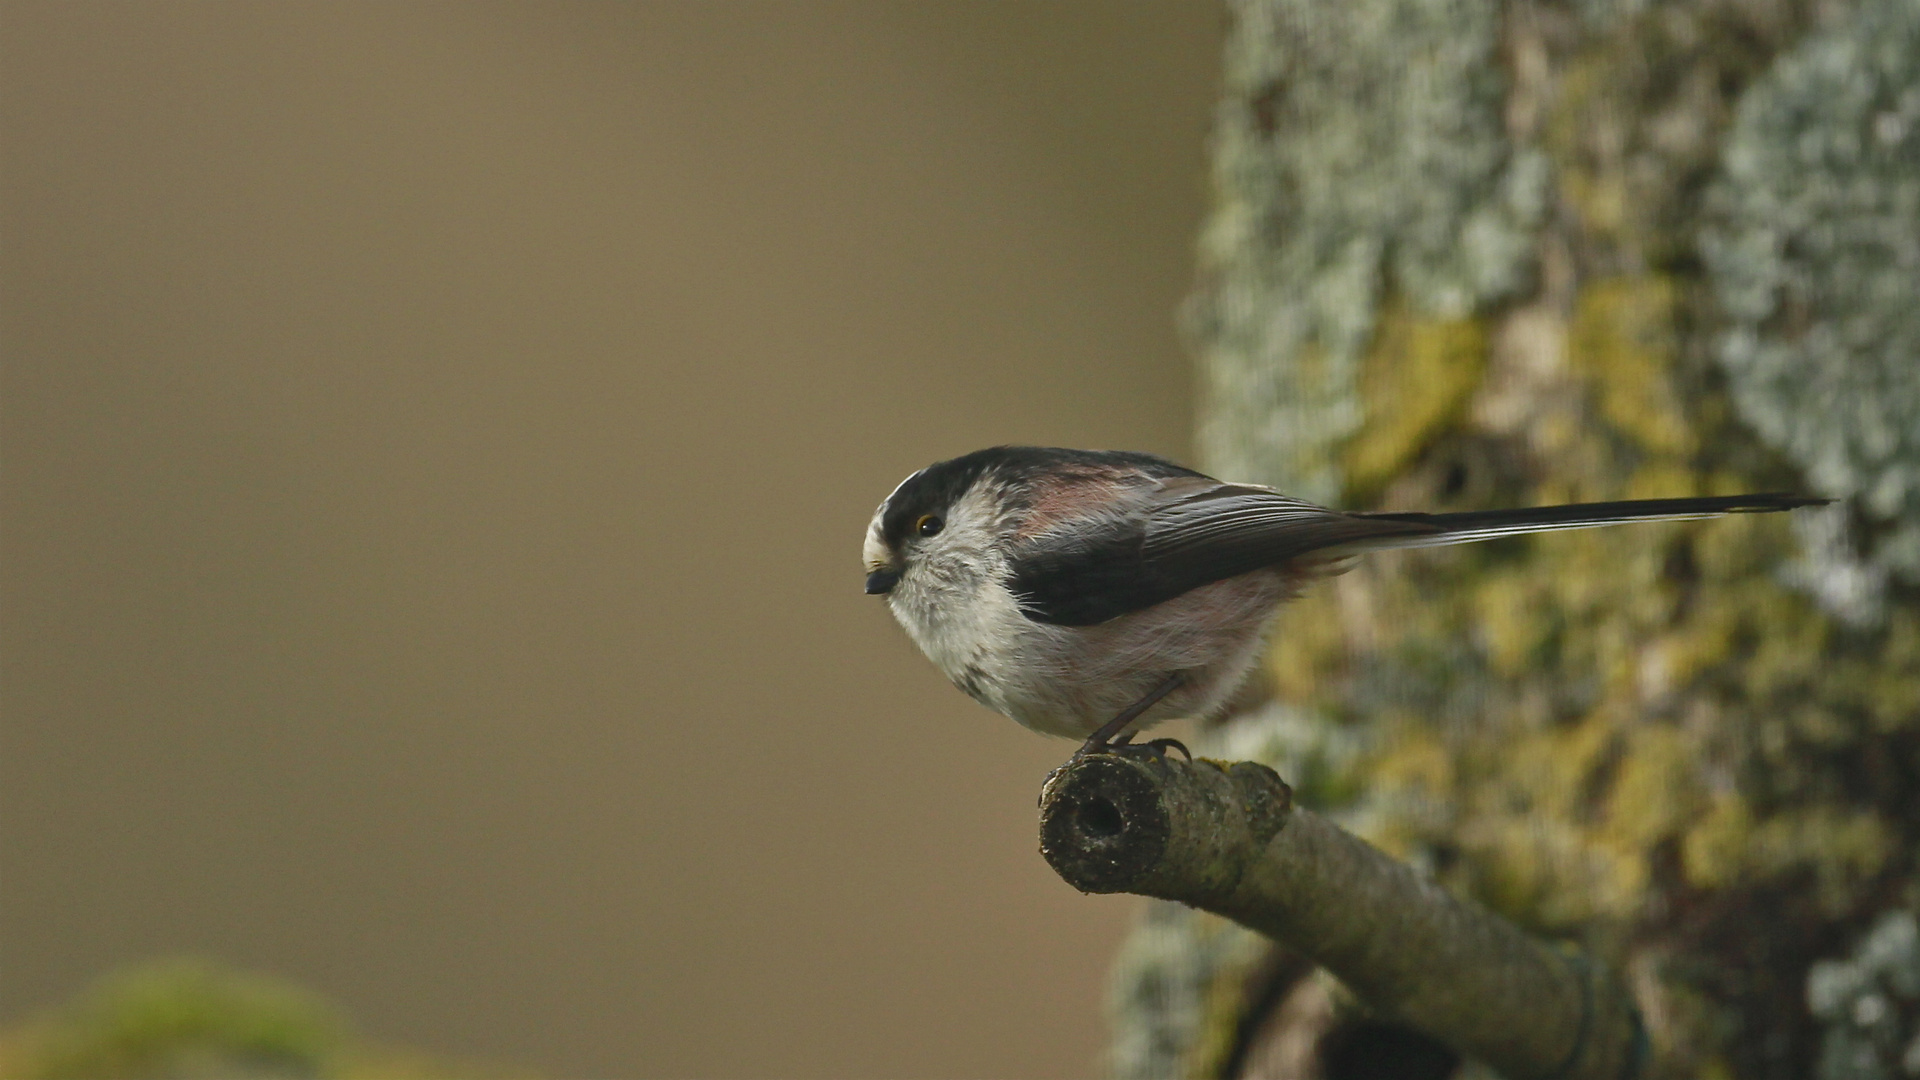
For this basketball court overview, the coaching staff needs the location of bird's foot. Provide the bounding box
[1071,731,1192,762]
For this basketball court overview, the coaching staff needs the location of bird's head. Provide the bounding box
[862,449,1028,598]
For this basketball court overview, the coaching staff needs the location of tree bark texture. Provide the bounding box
[1109,1,1920,1078]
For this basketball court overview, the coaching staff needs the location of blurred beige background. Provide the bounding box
[0,3,1222,1077]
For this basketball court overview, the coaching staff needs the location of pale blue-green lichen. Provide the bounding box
[1106,900,1270,1080]
[1807,909,1920,1079]
[1189,0,1545,500]
[1703,0,1920,618]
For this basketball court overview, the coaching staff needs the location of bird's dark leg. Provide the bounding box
[1075,672,1184,758]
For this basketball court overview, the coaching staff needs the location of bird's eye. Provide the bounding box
[916,514,944,538]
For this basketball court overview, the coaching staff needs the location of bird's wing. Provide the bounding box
[1008,480,1435,626]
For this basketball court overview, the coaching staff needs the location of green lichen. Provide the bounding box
[1342,303,1489,498]
[1570,277,1696,459]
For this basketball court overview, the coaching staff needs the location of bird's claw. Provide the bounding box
[1071,733,1192,762]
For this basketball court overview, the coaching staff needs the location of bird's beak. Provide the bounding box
[865,568,899,595]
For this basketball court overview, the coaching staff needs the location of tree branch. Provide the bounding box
[1039,753,1644,1080]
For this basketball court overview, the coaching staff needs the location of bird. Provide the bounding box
[862,446,1826,757]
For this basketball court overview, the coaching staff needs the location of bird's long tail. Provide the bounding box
[1336,493,1828,552]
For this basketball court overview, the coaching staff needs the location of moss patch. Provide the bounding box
[1570,276,1696,459]
[1343,302,1489,499]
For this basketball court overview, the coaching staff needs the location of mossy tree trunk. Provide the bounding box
[1110,1,1920,1077]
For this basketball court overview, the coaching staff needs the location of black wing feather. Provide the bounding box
[1009,483,1436,625]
